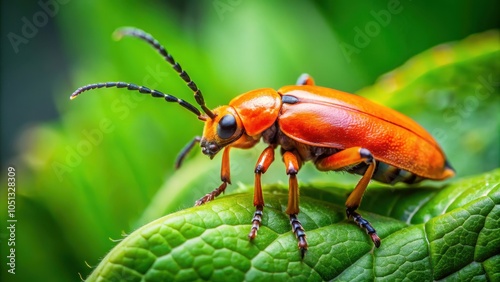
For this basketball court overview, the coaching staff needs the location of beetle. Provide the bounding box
[71,27,455,257]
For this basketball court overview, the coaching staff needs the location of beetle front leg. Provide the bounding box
[315,147,381,247]
[249,146,275,240]
[283,151,308,258]
[195,147,231,206]
[175,136,201,169]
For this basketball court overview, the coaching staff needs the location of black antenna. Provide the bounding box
[113,27,216,119]
[70,82,201,116]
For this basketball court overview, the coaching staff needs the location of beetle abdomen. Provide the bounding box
[349,162,423,184]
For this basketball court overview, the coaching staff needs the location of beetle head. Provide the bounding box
[200,106,245,158]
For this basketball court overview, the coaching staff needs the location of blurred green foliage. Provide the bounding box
[0,1,498,281]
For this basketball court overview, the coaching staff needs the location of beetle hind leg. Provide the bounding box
[316,147,381,247]
[296,73,315,86]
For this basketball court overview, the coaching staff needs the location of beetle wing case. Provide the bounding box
[277,85,454,180]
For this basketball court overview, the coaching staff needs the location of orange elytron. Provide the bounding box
[71,28,455,257]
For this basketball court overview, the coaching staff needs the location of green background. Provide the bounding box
[0,1,498,281]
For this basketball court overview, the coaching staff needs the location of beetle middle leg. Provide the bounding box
[195,147,231,206]
[315,147,381,248]
[283,151,308,258]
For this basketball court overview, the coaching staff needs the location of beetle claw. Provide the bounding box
[194,197,208,206]
[370,233,381,248]
[299,244,308,259]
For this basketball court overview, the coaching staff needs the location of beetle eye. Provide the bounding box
[217,114,237,139]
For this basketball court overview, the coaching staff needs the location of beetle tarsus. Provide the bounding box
[290,214,308,258]
[194,182,227,206]
[346,208,380,248]
[248,205,263,240]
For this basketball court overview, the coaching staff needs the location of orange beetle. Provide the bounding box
[71,27,455,257]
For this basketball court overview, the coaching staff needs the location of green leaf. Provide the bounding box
[358,30,500,178]
[86,169,499,281]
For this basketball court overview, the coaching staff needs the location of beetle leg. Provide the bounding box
[296,73,315,86]
[195,147,231,206]
[315,147,381,247]
[249,146,275,240]
[175,136,201,169]
[283,151,307,257]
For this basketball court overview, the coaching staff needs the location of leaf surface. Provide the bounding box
[87,169,500,281]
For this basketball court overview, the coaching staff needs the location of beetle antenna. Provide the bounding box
[114,27,216,119]
[70,82,201,117]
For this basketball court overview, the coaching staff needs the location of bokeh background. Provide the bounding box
[1,1,499,281]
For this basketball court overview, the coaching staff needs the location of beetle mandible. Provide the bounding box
[71,27,455,257]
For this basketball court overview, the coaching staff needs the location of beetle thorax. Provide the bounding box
[262,125,338,162]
